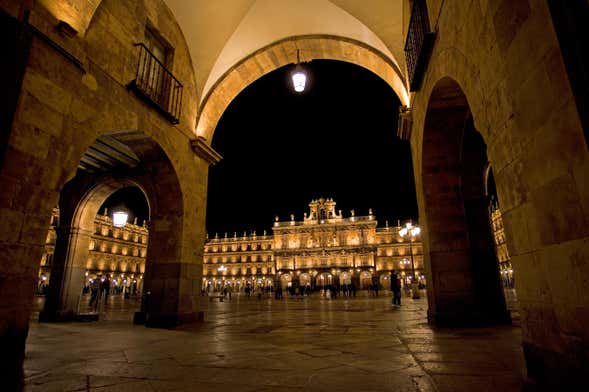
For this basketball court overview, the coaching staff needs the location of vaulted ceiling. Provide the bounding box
[164,0,408,104]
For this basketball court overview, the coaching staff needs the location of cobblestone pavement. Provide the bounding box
[25,291,525,391]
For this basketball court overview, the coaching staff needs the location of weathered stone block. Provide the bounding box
[21,71,72,115]
[15,94,64,142]
[529,174,587,246]
[0,208,24,244]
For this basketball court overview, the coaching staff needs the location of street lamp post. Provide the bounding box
[399,258,411,289]
[398,222,421,299]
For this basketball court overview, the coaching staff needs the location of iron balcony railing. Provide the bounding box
[404,0,436,91]
[128,43,183,124]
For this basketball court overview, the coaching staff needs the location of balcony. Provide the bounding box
[404,0,436,91]
[128,43,183,124]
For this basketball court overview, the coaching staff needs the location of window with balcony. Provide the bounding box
[404,0,436,91]
[128,26,183,124]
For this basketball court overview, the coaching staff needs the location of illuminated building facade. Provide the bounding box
[38,208,148,295]
[203,198,423,291]
[203,230,274,293]
[490,206,513,289]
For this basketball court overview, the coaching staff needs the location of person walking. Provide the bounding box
[101,276,111,305]
[391,270,401,306]
[89,277,100,307]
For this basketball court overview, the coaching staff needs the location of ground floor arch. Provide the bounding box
[40,176,152,322]
[359,271,372,290]
[378,273,390,289]
[280,272,293,288]
[36,127,208,327]
[299,272,311,287]
[316,272,334,288]
[1,124,208,389]
[420,76,510,327]
[338,271,351,286]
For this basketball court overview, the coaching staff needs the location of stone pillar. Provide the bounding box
[0,10,35,389]
[40,226,92,321]
[139,203,204,327]
[425,192,510,326]
[143,263,203,326]
[0,254,37,392]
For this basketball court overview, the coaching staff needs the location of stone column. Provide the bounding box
[138,191,205,327]
[40,226,92,321]
[0,246,38,392]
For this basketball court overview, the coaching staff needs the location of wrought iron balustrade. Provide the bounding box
[128,43,183,124]
[404,0,436,91]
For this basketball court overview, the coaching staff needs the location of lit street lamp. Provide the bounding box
[291,66,307,92]
[291,49,307,93]
[112,207,129,228]
[398,221,421,299]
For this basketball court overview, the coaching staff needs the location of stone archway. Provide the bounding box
[280,272,292,288]
[379,273,390,290]
[359,271,372,290]
[40,131,204,327]
[316,272,333,288]
[421,77,510,327]
[196,35,409,143]
[40,176,151,321]
[299,272,311,287]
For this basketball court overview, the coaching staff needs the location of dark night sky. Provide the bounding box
[206,59,417,236]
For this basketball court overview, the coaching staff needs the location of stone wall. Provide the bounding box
[411,0,589,387]
[0,0,210,387]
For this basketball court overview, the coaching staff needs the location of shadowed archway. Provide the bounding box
[421,77,510,327]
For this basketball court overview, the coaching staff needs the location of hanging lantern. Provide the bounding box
[291,49,307,93]
[291,65,307,92]
[112,208,128,227]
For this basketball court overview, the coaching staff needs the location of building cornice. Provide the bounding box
[190,136,223,165]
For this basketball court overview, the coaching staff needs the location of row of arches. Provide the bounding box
[35,75,508,327]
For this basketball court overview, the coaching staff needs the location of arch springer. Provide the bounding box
[191,136,223,165]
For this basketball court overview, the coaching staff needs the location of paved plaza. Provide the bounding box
[25,292,525,391]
